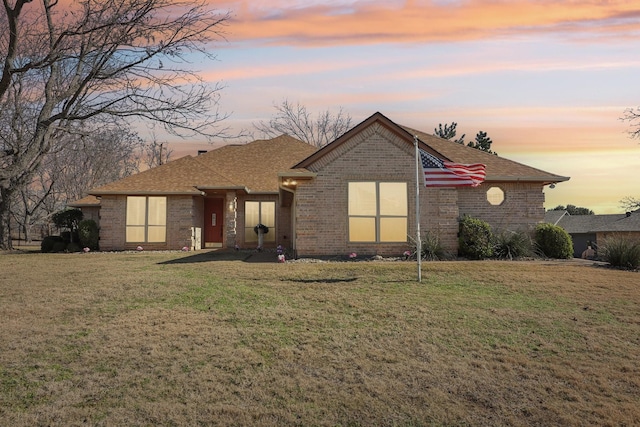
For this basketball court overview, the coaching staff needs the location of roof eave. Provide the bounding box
[486,175,570,185]
[196,185,249,192]
[90,190,204,196]
[278,171,317,179]
[68,202,101,207]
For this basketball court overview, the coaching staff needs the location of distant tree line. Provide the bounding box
[549,205,594,215]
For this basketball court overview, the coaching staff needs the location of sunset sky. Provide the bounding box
[172,0,640,214]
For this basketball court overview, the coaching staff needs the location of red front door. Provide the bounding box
[204,198,224,247]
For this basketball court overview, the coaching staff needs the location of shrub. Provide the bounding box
[41,236,64,253]
[52,208,83,241]
[601,235,640,269]
[52,241,67,253]
[66,242,82,253]
[458,216,493,260]
[493,230,535,260]
[78,219,99,250]
[420,231,450,261]
[535,223,573,259]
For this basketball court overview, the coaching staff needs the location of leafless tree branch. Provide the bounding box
[253,99,353,148]
[621,107,640,140]
[0,0,231,248]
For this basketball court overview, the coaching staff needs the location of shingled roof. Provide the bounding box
[88,135,318,196]
[591,211,640,232]
[68,195,101,207]
[545,211,640,234]
[295,112,569,185]
[407,127,569,184]
[552,213,627,234]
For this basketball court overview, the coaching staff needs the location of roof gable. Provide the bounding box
[294,112,569,184]
[544,210,568,226]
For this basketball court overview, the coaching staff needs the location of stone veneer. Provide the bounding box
[224,191,237,249]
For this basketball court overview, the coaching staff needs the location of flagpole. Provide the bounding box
[414,135,422,283]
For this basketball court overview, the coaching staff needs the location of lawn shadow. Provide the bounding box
[287,278,358,284]
[158,249,277,265]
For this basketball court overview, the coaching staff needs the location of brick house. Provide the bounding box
[71,135,317,251]
[72,112,569,256]
[545,210,640,257]
[282,112,568,256]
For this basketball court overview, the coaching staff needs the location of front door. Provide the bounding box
[204,198,224,248]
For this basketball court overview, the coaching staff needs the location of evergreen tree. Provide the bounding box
[434,123,465,145]
[468,131,497,155]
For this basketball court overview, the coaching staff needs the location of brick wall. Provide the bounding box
[277,203,294,250]
[293,123,547,257]
[422,187,460,253]
[457,182,546,232]
[80,207,100,227]
[98,195,200,251]
[294,123,460,257]
[166,196,197,250]
[98,195,126,251]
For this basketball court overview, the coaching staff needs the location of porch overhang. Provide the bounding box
[278,170,317,188]
[278,170,317,207]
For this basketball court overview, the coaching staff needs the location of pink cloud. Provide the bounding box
[209,0,640,46]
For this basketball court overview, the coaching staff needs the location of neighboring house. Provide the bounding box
[72,112,569,256]
[546,210,640,257]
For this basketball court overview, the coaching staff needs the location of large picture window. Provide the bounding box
[348,182,407,242]
[126,196,167,243]
[244,201,276,243]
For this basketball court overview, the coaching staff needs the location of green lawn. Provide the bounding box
[1,250,638,426]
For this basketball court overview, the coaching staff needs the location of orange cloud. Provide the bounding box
[208,0,640,46]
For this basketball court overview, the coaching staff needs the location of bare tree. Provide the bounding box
[621,107,640,140]
[51,125,143,200]
[11,124,143,242]
[253,99,353,148]
[620,196,640,212]
[143,133,173,168]
[0,0,230,249]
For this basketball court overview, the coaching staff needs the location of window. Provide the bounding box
[126,196,167,243]
[487,187,505,206]
[244,201,276,243]
[348,182,407,242]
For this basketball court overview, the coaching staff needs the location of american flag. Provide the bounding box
[420,150,486,187]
